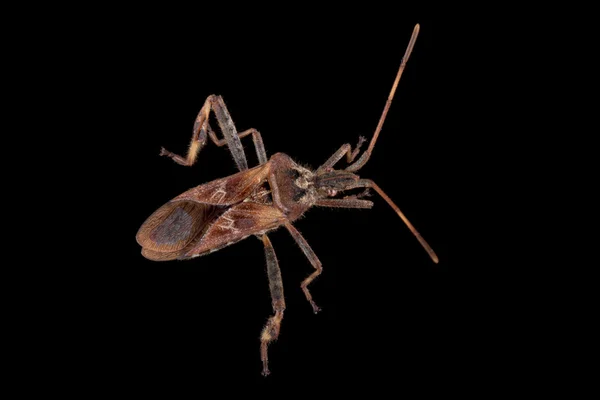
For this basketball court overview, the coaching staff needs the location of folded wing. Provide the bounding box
[136,200,224,261]
[182,201,287,258]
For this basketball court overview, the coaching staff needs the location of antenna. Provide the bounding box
[346,23,420,172]
[370,180,439,263]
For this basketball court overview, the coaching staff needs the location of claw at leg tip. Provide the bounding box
[311,302,321,314]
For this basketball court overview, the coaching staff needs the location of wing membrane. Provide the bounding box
[136,200,223,257]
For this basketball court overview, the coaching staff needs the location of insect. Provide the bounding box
[136,23,438,376]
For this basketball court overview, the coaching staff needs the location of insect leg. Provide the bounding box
[212,128,268,165]
[159,95,212,167]
[161,95,258,171]
[316,136,367,172]
[207,95,248,170]
[284,222,322,314]
[315,198,373,209]
[259,234,286,377]
[315,187,373,208]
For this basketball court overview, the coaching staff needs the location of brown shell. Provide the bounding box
[137,162,277,261]
[136,200,223,261]
[182,201,287,258]
[172,163,271,205]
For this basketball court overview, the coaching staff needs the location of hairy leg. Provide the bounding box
[284,222,323,314]
[160,95,267,170]
[259,234,286,376]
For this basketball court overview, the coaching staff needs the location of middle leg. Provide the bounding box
[284,222,323,314]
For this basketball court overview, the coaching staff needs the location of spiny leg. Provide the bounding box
[161,94,247,170]
[259,234,286,377]
[284,222,322,314]
[211,127,268,165]
[159,95,212,167]
[315,198,373,209]
[160,95,268,171]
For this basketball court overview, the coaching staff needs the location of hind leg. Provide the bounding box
[259,234,286,376]
[160,95,267,171]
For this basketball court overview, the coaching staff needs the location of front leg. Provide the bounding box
[317,136,367,172]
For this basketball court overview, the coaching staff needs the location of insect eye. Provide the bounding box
[327,189,337,197]
[288,169,301,179]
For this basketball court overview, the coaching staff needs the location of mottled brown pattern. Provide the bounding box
[136,200,220,257]
[173,163,271,205]
[183,202,286,257]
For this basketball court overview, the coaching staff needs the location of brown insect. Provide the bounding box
[136,24,438,376]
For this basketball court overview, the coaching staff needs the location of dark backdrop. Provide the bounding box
[40,6,466,395]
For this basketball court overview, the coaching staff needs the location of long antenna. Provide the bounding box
[369,180,438,263]
[346,23,420,172]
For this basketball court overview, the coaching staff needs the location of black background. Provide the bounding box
[32,5,471,395]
